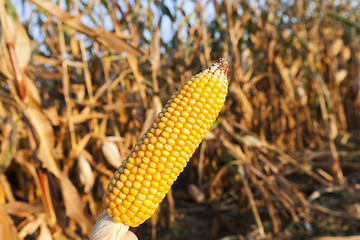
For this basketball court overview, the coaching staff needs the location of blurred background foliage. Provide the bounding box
[0,0,360,239]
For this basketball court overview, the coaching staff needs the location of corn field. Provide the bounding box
[0,0,359,239]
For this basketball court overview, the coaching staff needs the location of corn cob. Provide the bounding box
[103,58,229,228]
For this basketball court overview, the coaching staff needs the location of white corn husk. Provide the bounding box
[102,141,122,168]
[90,210,129,240]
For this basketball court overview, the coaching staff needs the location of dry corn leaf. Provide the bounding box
[0,174,15,203]
[70,36,80,58]
[241,47,253,70]
[24,75,41,107]
[249,33,260,49]
[127,54,148,107]
[32,55,60,66]
[341,46,351,62]
[243,67,254,83]
[335,69,348,85]
[275,56,295,100]
[187,184,205,203]
[140,109,155,136]
[38,170,57,227]
[43,107,61,126]
[268,39,276,64]
[290,58,302,79]
[24,108,60,177]
[307,52,317,72]
[0,2,15,43]
[18,214,45,239]
[30,0,142,56]
[72,112,106,124]
[0,34,13,79]
[220,135,246,161]
[242,73,269,92]
[60,173,92,234]
[0,122,16,171]
[296,84,308,106]
[329,114,338,141]
[14,152,57,226]
[241,135,264,148]
[3,201,43,216]
[72,84,86,101]
[0,206,18,240]
[14,20,31,70]
[37,221,52,240]
[230,84,253,127]
[0,2,27,100]
[78,155,95,193]
[312,236,360,240]
[74,133,92,156]
[330,38,343,57]
[102,141,122,168]
[219,235,244,240]
[0,102,7,120]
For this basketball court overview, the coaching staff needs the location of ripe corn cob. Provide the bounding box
[102,58,229,228]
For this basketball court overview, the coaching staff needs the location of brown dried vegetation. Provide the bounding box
[0,0,359,239]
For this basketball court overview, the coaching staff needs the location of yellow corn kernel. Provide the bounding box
[103,58,229,227]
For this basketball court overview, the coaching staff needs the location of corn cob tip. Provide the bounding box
[206,57,229,85]
[214,57,229,75]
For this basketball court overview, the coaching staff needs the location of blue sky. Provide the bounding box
[11,0,216,45]
[11,0,359,49]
